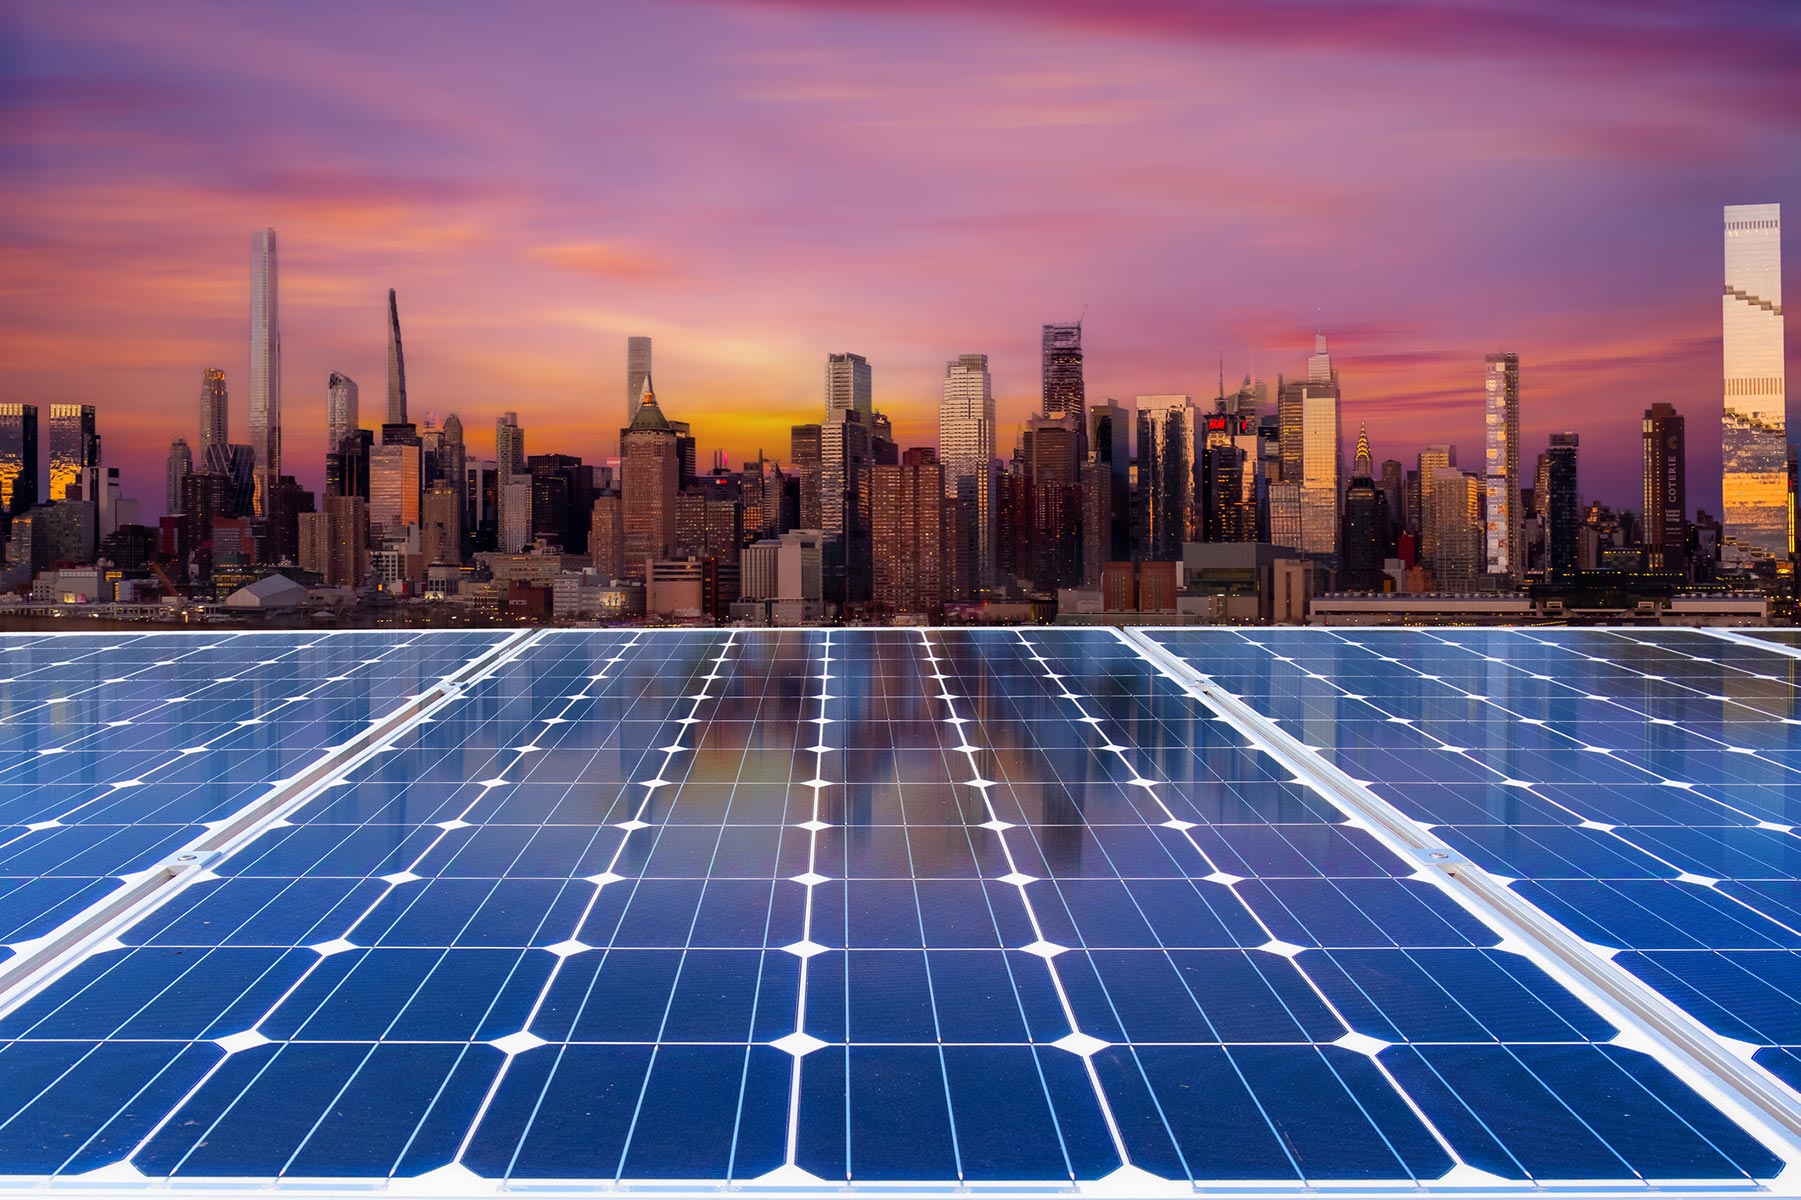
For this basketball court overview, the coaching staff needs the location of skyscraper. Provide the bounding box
[0,404,38,517]
[199,367,229,449]
[1416,444,1455,565]
[368,443,422,534]
[939,354,996,591]
[249,228,280,516]
[1041,322,1084,423]
[819,408,874,603]
[620,387,679,581]
[496,412,525,482]
[166,437,192,516]
[1342,424,1387,590]
[1642,402,1687,572]
[825,352,872,417]
[627,336,653,422]
[1134,395,1194,561]
[48,404,98,503]
[1722,203,1785,563]
[872,447,944,617]
[328,373,359,451]
[440,413,466,534]
[1546,432,1580,576]
[1483,352,1521,580]
[386,289,408,426]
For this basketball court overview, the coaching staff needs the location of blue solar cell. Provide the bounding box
[0,629,1789,1189]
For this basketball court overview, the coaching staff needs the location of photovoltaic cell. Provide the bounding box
[0,628,1789,1191]
[1152,626,1801,1107]
[0,631,506,964]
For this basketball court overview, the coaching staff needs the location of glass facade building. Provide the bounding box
[939,354,996,589]
[47,403,98,503]
[0,403,38,516]
[1721,203,1784,563]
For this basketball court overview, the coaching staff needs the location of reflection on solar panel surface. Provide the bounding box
[0,627,1796,1196]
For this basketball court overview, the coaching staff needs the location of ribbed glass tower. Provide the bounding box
[1721,203,1784,563]
[248,228,280,516]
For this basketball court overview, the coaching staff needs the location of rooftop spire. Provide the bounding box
[1353,422,1372,478]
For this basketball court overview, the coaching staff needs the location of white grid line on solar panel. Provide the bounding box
[0,627,781,1174]
[0,631,652,1180]
[922,630,1779,1181]
[0,632,508,960]
[1154,628,1801,1109]
[1356,629,1801,1099]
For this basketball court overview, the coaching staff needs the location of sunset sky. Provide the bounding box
[2,0,1798,515]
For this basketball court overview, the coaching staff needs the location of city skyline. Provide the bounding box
[3,2,1798,514]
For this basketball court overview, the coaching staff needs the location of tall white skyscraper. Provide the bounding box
[1722,203,1785,563]
[249,227,280,516]
[825,352,872,417]
[627,336,653,422]
[328,372,359,450]
[940,354,995,589]
[1483,352,1521,579]
[496,412,525,482]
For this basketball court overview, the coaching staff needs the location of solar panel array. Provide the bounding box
[0,627,1795,1194]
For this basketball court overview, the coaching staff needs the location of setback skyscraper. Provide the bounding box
[249,227,280,516]
[199,367,228,449]
[1721,203,1785,563]
[1483,352,1521,580]
[386,289,408,426]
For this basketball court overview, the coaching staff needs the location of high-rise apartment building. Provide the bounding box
[1021,414,1084,591]
[199,367,229,449]
[386,289,408,426]
[327,373,359,451]
[0,404,39,517]
[166,437,192,516]
[1427,466,1481,590]
[1041,322,1084,424]
[939,354,996,591]
[1642,403,1687,572]
[48,404,98,502]
[627,336,653,424]
[872,447,945,616]
[1483,353,1521,579]
[248,228,280,516]
[1134,395,1194,561]
[620,389,679,581]
[1722,203,1785,563]
[825,352,872,418]
[1546,432,1580,575]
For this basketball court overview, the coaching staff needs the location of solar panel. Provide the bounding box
[0,631,509,968]
[1151,626,1801,1112]
[0,628,1790,1193]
